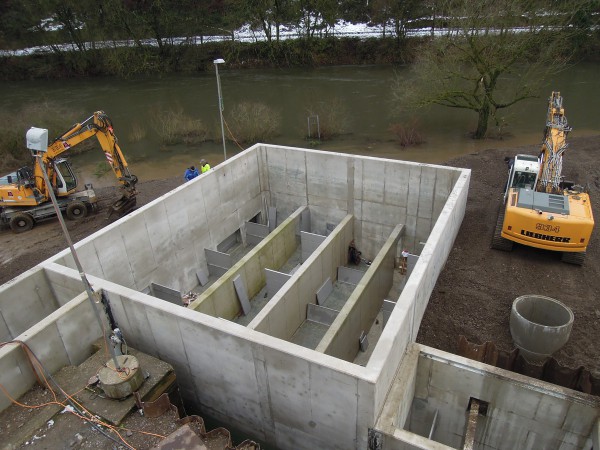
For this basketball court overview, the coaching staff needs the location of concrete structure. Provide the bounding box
[0,144,598,449]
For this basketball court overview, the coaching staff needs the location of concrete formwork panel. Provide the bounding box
[92,229,136,288]
[0,267,58,340]
[117,212,159,289]
[360,159,386,204]
[44,269,86,307]
[416,165,437,221]
[0,292,103,412]
[382,161,412,208]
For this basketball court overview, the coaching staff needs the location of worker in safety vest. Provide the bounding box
[200,159,211,174]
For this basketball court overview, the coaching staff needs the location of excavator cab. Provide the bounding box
[503,154,540,201]
[53,159,78,195]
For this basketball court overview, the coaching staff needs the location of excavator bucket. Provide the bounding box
[108,193,137,218]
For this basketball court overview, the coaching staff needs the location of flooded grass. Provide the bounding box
[306,98,349,140]
[224,102,280,144]
[0,103,86,173]
[152,108,208,146]
[127,122,147,143]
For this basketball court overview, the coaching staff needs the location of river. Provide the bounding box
[1,63,599,187]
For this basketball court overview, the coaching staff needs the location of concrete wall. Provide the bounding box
[389,345,599,449]
[365,170,470,429]
[249,214,354,340]
[374,344,600,450]
[61,270,377,450]
[257,144,462,259]
[52,149,265,293]
[0,266,86,342]
[0,291,103,412]
[316,224,403,361]
[189,206,305,319]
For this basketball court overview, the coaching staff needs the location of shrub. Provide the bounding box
[0,102,85,173]
[225,102,280,144]
[305,97,349,140]
[152,108,207,145]
[389,119,424,147]
[128,122,146,143]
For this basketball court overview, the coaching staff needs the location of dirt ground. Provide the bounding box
[416,135,600,375]
[1,136,599,376]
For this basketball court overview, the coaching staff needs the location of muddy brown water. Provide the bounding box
[1,63,599,187]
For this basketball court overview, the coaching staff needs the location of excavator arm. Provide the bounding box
[535,92,571,194]
[35,111,138,201]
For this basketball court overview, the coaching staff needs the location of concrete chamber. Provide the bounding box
[509,294,574,362]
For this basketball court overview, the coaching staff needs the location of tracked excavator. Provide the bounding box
[0,111,138,233]
[491,92,594,265]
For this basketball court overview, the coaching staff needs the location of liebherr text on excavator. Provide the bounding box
[491,92,594,265]
[0,111,138,233]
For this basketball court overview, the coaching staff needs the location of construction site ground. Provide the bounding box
[1,136,599,377]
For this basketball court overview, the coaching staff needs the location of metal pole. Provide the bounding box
[35,154,121,370]
[215,62,227,161]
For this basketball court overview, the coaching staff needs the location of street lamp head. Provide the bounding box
[214,58,225,64]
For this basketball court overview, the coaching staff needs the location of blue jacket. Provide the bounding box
[184,167,199,181]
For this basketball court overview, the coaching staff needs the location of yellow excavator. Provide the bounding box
[491,92,594,265]
[0,111,138,233]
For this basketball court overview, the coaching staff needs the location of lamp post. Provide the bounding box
[214,58,227,161]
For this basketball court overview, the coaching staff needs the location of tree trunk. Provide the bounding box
[474,100,490,139]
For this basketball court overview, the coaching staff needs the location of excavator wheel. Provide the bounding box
[490,206,513,251]
[9,213,34,233]
[66,201,89,220]
[561,251,586,266]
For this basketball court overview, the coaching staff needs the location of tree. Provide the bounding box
[243,0,296,42]
[394,0,587,139]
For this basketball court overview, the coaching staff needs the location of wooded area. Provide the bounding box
[0,0,599,138]
[1,1,598,60]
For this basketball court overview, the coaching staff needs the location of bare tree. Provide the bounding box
[394,0,586,139]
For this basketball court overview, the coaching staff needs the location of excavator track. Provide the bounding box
[561,251,586,266]
[491,205,513,251]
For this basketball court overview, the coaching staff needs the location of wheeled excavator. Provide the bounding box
[0,111,138,233]
[491,92,594,265]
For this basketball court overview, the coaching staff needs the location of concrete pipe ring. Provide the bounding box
[509,294,574,363]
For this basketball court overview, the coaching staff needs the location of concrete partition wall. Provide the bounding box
[51,149,264,294]
[80,276,377,450]
[365,169,470,427]
[0,267,64,342]
[249,214,354,340]
[188,206,305,319]
[316,224,403,361]
[0,292,103,412]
